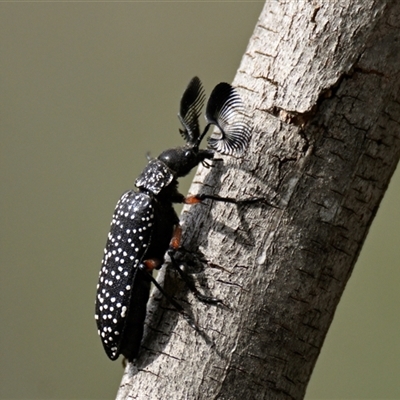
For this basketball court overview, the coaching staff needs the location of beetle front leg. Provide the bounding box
[188,193,279,208]
[194,193,262,204]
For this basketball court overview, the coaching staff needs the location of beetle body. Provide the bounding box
[95,77,250,360]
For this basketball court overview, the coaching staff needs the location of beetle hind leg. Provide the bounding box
[137,263,199,332]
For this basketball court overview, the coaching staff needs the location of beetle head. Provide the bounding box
[158,145,213,178]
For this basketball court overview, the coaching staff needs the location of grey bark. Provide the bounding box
[117,1,400,399]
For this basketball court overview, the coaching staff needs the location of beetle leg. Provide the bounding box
[167,249,221,305]
[137,264,199,332]
[192,193,279,207]
[168,225,221,304]
[183,195,203,204]
[143,258,163,271]
[184,193,271,206]
[194,193,261,204]
[169,225,182,250]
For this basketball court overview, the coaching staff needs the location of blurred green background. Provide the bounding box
[1,3,399,399]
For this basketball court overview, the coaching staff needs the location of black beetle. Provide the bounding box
[95,77,251,361]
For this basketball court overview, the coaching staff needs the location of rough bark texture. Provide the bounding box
[117,1,400,399]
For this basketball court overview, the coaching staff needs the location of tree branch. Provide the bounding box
[117,1,400,399]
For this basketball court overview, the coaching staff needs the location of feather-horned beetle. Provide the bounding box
[95,77,251,361]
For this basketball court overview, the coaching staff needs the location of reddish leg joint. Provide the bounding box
[169,225,182,250]
[184,195,202,205]
[143,258,162,271]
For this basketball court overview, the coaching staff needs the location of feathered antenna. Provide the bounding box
[178,77,206,146]
[203,83,251,156]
